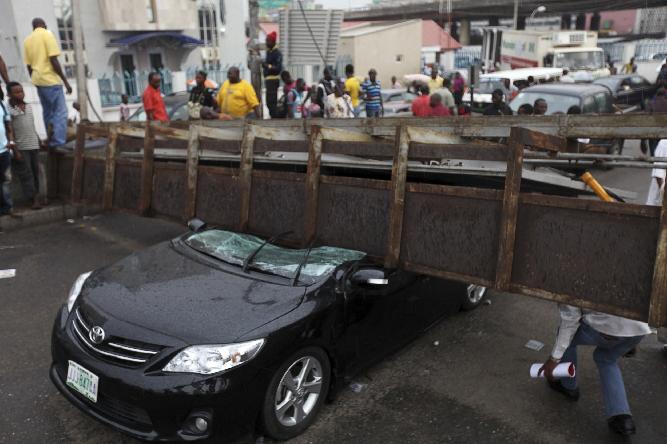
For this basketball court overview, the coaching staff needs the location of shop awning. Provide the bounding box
[108,32,204,47]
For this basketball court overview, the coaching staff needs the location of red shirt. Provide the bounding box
[412,95,431,117]
[142,86,168,122]
[430,103,451,116]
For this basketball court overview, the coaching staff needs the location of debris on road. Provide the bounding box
[484,299,492,306]
[0,269,16,279]
[433,340,440,346]
[349,382,368,393]
[66,219,75,224]
[525,340,544,351]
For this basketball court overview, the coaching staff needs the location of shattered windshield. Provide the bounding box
[184,230,366,284]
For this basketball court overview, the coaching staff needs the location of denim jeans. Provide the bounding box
[0,150,12,213]
[37,85,68,147]
[560,322,644,418]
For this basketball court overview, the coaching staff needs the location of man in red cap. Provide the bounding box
[262,31,283,118]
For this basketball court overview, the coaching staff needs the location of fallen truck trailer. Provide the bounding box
[55,114,667,327]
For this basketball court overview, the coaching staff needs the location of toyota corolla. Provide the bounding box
[50,221,486,442]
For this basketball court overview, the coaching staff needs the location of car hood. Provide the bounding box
[78,241,305,345]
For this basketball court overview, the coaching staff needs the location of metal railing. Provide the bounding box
[98,68,174,107]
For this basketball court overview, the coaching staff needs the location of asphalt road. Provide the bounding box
[1,141,666,444]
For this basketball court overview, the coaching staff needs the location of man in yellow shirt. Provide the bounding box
[24,18,72,148]
[216,67,260,119]
[344,64,361,117]
[427,68,443,96]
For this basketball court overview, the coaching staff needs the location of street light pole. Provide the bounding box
[71,0,88,120]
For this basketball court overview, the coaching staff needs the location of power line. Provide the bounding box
[296,0,329,67]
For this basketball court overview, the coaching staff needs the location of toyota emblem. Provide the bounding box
[89,326,106,344]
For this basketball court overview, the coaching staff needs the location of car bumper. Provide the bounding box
[50,305,268,442]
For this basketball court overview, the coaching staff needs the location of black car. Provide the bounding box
[593,74,657,110]
[509,83,624,154]
[128,91,191,122]
[50,222,485,442]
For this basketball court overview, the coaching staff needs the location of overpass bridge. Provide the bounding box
[345,0,667,44]
[345,0,667,22]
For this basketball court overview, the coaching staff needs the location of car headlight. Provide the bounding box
[163,339,265,375]
[67,271,92,313]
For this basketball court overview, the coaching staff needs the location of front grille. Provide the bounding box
[72,308,162,367]
[96,390,153,428]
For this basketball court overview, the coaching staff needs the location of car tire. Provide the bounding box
[260,347,331,441]
[461,284,487,311]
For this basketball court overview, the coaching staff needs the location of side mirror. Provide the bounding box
[187,218,207,233]
[351,269,388,286]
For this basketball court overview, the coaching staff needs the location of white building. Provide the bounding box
[0,0,248,122]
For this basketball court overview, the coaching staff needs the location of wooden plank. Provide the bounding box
[320,127,375,142]
[407,183,503,201]
[253,124,306,142]
[195,125,244,141]
[238,123,256,231]
[649,188,667,326]
[150,124,189,141]
[102,128,119,210]
[69,125,87,203]
[495,127,525,290]
[138,125,155,215]
[384,126,410,269]
[116,126,146,139]
[183,126,201,222]
[303,126,323,245]
[521,193,660,218]
[514,126,566,152]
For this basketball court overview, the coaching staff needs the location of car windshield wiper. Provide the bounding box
[291,241,315,286]
[242,231,293,273]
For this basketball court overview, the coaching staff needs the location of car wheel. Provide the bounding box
[260,347,331,441]
[461,284,487,311]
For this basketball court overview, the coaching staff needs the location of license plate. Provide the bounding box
[66,360,99,403]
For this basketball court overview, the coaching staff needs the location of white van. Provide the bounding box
[463,67,564,113]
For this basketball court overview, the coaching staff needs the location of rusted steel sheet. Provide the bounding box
[70,126,86,203]
[57,155,73,199]
[103,129,119,210]
[82,158,105,204]
[249,171,306,244]
[112,159,142,211]
[316,176,391,257]
[151,163,187,219]
[511,201,659,320]
[195,166,241,230]
[139,126,155,215]
[649,189,667,326]
[184,127,200,221]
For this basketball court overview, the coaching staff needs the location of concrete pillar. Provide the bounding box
[516,16,526,30]
[561,14,571,30]
[450,21,459,42]
[590,13,601,31]
[575,13,586,30]
[489,17,499,27]
[459,19,471,46]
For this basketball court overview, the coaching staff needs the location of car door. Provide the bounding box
[339,265,421,373]
[629,76,645,107]
[616,78,632,107]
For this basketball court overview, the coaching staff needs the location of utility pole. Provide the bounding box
[513,0,519,30]
[248,0,263,118]
[71,0,88,120]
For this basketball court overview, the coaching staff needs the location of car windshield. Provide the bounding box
[184,230,366,284]
[129,96,186,121]
[554,51,604,70]
[594,77,620,91]
[478,79,506,94]
[510,92,580,115]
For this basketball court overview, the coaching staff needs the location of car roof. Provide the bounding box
[519,83,610,96]
[481,67,563,81]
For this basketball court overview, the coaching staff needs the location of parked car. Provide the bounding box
[358,89,416,117]
[50,221,486,442]
[128,91,191,122]
[593,74,657,110]
[509,83,624,154]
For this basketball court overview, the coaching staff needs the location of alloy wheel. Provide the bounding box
[274,356,324,427]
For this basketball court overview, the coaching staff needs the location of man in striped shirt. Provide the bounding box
[7,81,43,209]
[361,69,383,118]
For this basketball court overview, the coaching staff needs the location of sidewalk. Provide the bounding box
[0,201,99,232]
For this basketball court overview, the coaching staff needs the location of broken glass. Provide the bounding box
[184,230,365,284]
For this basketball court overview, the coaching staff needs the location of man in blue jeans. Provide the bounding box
[541,305,651,436]
[24,18,72,149]
[1,93,18,216]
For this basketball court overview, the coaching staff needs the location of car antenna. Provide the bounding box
[291,240,316,287]
[242,231,293,273]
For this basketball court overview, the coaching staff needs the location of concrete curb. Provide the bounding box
[0,204,102,232]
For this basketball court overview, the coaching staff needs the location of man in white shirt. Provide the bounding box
[560,69,575,83]
[541,305,651,436]
[646,140,667,207]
